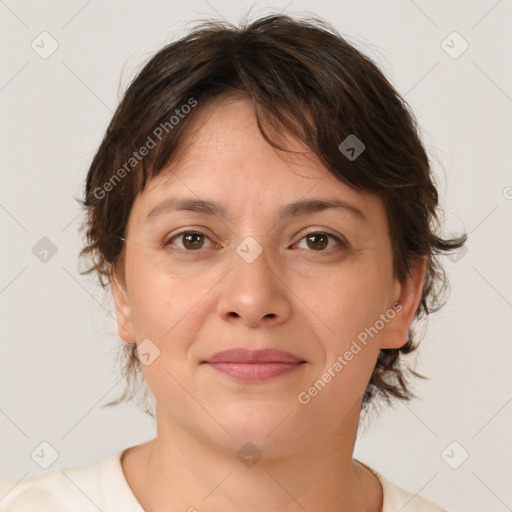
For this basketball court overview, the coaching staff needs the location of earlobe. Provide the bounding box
[109,265,137,344]
[380,258,427,349]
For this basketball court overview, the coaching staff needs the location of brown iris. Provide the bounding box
[182,233,205,250]
[305,233,328,250]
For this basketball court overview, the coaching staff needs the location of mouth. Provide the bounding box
[201,348,307,383]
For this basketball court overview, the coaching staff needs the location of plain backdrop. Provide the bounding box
[1,1,511,511]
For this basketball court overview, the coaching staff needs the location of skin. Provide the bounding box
[110,95,425,512]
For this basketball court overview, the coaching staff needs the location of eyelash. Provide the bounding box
[163,228,349,253]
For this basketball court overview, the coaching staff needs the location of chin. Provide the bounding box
[209,401,302,452]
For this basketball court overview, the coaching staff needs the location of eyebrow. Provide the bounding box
[145,197,367,224]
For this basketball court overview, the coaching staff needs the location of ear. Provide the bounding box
[109,264,136,344]
[380,258,426,349]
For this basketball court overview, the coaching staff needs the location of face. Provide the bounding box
[111,96,423,457]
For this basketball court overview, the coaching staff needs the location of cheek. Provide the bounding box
[295,266,387,416]
[128,265,218,348]
[309,260,392,350]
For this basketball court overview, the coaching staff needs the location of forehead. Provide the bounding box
[154,97,325,184]
[128,97,386,230]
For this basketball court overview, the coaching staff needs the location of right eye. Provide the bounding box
[163,231,219,252]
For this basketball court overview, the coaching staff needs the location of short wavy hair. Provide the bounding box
[77,13,466,417]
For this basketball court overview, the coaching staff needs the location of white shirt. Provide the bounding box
[0,449,450,511]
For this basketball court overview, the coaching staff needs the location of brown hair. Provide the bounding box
[77,13,466,416]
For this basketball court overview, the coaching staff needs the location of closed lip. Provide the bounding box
[202,348,305,364]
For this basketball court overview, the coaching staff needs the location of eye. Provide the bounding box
[164,231,216,251]
[294,231,348,252]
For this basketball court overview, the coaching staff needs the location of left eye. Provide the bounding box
[294,232,345,251]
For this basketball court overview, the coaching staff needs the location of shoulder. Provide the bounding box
[374,470,451,512]
[0,449,141,512]
[357,460,452,512]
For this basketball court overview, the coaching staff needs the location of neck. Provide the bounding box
[122,400,382,512]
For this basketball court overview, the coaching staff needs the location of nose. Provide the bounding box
[216,240,292,328]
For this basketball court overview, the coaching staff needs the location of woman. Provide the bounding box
[0,13,464,511]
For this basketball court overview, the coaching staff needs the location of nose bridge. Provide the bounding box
[217,235,291,326]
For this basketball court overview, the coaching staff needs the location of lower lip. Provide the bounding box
[206,362,304,382]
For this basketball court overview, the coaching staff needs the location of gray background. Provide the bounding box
[1,1,511,511]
